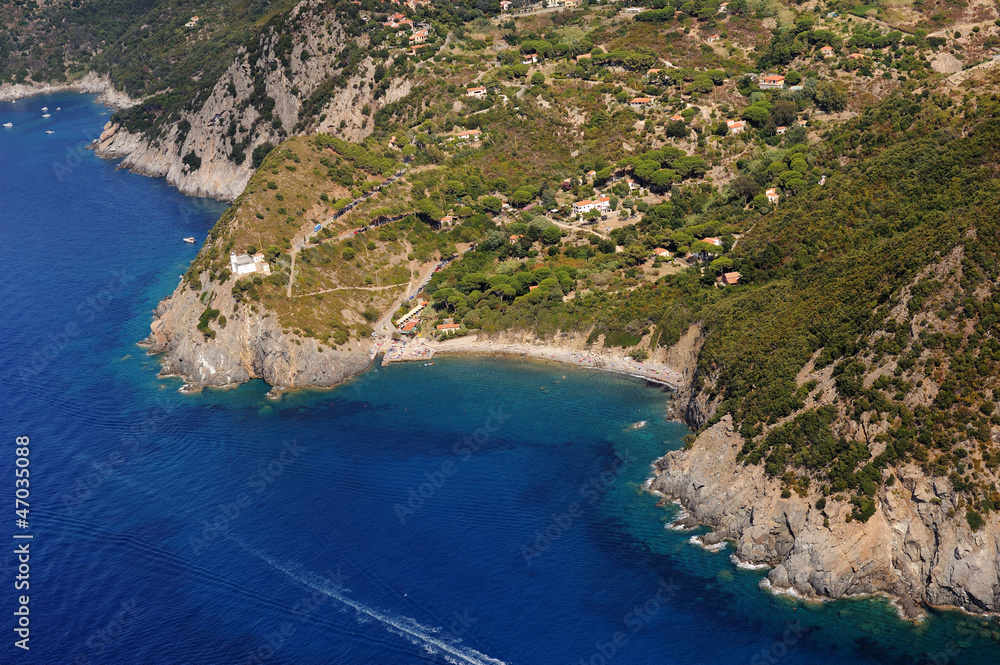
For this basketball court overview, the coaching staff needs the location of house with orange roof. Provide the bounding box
[759,74,785,89]
[765,188,779,204]
[572,196,611,215]
[452,128,482,143]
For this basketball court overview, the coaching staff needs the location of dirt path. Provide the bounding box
[548,217,609,239]
[294,282,408,298]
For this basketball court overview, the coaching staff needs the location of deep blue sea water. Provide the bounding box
[2,93,1000,665]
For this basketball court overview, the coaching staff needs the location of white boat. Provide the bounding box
[42,113,50,118]
[55,107,61,111]
[45,130,54,134]
[183,237,195,243]
[41,106,47,111]
[2,123,11,128]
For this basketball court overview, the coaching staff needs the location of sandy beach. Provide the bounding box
[396,333,687,388]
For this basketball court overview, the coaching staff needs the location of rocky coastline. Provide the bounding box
[650,410,1000,619]
[0,72,138,109]
[143,282,375,395]
[144,263,1000,618]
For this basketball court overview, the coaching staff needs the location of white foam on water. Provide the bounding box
[688,535,727,552]
[243,545,508,665]
[730,554,770,571]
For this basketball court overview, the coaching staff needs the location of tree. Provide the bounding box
[673,156,708,179]
[541,226,562,245]
[814,82,847,112]
[252,143,276,168]
[742,104,771,127]
[509,188,535,207]
[530,72,545,85]
[650,169,678,188]
[732,174,759,201]
[665,120,688,138]
[711,256,734,272]
[416,198,444,221]
[481,196,502,214]
[771,100,798,127]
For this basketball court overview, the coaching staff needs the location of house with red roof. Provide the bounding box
[572,197,611,216]
[759,74,785,89]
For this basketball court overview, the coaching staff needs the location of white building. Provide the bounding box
[466,86,487,99]
[230,252,272,276]
[765,188,779,204]
[572,196,611,215]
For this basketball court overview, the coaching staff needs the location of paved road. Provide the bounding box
[372,261,440,337]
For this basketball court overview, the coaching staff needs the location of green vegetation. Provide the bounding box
[17,0,1000,532]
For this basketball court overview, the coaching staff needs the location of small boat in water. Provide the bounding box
[55,107,61,111]
[2,123,11,127]
[183,237,196,243]
[42,113,50,118]
[41,106,48,111]
[45,130,54,134]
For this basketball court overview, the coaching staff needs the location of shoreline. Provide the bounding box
[0,73,138,110]
[419,334,684,389]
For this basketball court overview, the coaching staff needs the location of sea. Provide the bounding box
[1,93,998,665]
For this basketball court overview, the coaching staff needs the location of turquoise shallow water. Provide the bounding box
[1,93,999,664]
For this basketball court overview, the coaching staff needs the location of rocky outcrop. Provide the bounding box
[95,0,410,201]
[651,414,1000,617]
[0,72,138,109]
[144,281,373,392]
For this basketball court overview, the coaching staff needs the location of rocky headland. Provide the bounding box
[144,279,374,393]
[651,397,1000,618]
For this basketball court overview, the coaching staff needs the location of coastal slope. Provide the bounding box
[95,1,408,200]
[652,415,1000,617]
[145,279,373,390]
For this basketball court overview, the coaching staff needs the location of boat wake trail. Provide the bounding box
[240,543,509,665]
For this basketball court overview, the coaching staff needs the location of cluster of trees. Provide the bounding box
[314,134,399,175]
[621,147,708,189]
[634,0,748,23]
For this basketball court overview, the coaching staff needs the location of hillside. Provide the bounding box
[10,0,1000,615]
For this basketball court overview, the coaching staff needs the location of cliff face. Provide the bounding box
[652,415,1000,617]
[145,279,373,392]
[96,0,410,200]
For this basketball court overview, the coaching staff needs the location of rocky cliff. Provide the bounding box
[0,72,138,109]
[95,0,409,200]
[652,410,1000,617]
[144,278,373,393]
